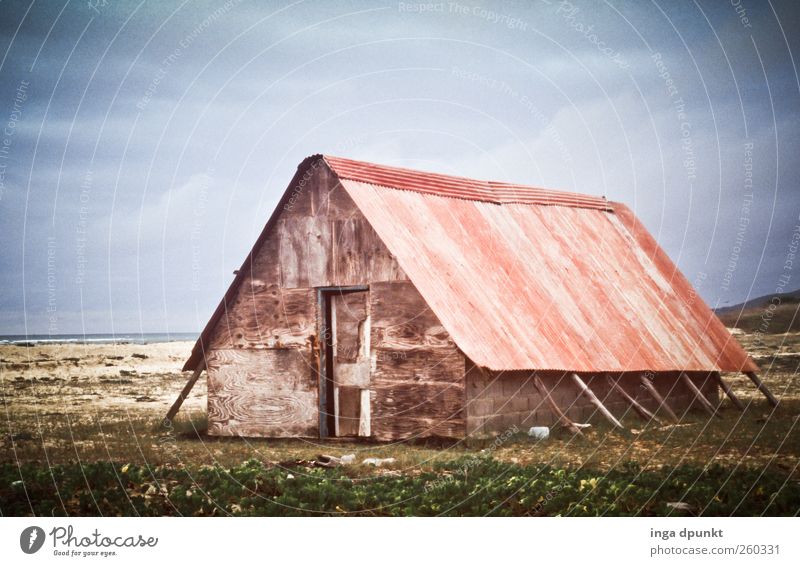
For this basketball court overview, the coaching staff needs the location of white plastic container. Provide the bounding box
[528,426,550,440]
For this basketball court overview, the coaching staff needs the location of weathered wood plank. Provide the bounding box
[370,381,464,416]
[335,363,370,388]
[640,375,679,422]
[371,416,465,442]
[209,284,315,350]
[206,348,318,437]
[165,359,205,423]
[207,348,314,392]
[372,348,464,384]
[606,375,662,424]
[680,372,718,417]
[278,216,330,288]
[370,280,455,350]
[370,381,464,440]
[248,228,283,286]
[276,173,405,288]
[371,326,453,351]
[713,373,745,411]
[745,372,779,407]
[329,218,403,284]
[336,386,361,437]
[359,388,371,437]
[208,390,317,437]
[533,375,583,435]
[570,373,624,429]
[333,292,367,363]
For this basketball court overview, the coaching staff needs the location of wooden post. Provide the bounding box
[712,373,745,411]
[640,375,679,423]
[680,372,718,417]
[359,389,371,437]
[745,372,779,407]
[570,374,624,429]
[533,375,584,436]
[606,376,663,425]
[165,358,206,424]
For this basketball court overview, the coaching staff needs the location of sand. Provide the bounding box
[0,341,205,423]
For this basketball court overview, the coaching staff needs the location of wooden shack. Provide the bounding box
[170,155,775,440]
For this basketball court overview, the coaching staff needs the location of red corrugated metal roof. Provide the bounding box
[324,156,756,373]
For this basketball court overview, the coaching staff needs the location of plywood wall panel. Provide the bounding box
[206,348,318,437]
[372,348,464,384]
[209,283,315,350]
[369,280,465,440]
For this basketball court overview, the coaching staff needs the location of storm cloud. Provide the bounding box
[0,0,798,334]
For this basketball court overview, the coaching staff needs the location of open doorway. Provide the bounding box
[318,286,371,438]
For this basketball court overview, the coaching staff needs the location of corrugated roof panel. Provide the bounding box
[324,155,612,209]
[339,177,756,373]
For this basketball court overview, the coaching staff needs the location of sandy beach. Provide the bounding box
[0,341,205,424]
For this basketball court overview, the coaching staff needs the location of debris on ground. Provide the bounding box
[315,454,356,468]
[362,457,396,467]
[528,426,549,440]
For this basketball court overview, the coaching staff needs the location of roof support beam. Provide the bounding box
[712,372,745,411]
[533,375,585,436]
[679,372,719,417]
[744,372,779,407]
[165,358,206,424]
[606,376,663,425]
[570,373,624,430]
[639,375,679,423]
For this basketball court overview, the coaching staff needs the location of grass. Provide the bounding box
[1,399,797,516]
[1,333,798,516]
[2,456,797,516]
[3,399,798,472]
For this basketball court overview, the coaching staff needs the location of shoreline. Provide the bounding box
[0,333,198,346]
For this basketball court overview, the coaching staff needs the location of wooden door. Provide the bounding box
[330,291,371,437]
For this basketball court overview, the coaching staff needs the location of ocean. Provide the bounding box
[0,333,198,345]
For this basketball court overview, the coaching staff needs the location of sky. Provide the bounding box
[0,0,798,335]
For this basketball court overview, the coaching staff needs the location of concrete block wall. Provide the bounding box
[465,365,720,437]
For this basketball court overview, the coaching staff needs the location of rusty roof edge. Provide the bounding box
[182,154,326,371]
[334,179,614,209]
[323,154,612,210]
[323,153,496,185]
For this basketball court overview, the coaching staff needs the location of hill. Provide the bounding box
[715,288,800,333]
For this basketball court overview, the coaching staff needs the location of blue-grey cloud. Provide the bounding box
[1,0,799,334]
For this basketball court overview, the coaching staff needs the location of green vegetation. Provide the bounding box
[2,333,798,517]
[2,457,796,516]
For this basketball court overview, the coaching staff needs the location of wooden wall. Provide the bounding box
[203,160,458,439]
[369,280,466,440]
[466,368,719,436]
[206,349,317,437]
